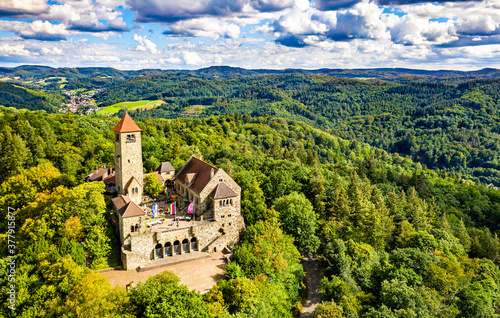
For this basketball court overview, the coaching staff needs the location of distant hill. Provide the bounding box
[1,65,500,82]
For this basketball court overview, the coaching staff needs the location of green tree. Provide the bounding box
[273,192,320,255]
[313,301,344,318]
[144,173,163,198]
[130,271,210,318]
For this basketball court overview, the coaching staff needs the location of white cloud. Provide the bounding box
[0,20,69,41]
[41,46,64,55]
[0,0,49,17]
[182,51,204,65]
[389,14,457,45]
[0,43,32,56]
[167,18,241,39]
[131,34,161,54]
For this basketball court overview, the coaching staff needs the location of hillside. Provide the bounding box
[0,82,62,112]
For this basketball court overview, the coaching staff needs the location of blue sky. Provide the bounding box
[0,0,499,70]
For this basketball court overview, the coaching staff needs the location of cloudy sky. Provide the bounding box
[0,0,499,70]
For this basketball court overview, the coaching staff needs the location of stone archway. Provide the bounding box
[164,242,172,256]
[182,238,189,253]
[155,243,163,259]
[190,237,198,251]
[173,240,181,255]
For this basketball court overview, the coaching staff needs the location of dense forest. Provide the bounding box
[2,67,500,185]
[106,74,500,185]
[1,106,500,317]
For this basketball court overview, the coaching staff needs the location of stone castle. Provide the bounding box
[110,114,245,270]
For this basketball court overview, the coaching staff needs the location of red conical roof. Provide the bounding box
[113,113,142,132]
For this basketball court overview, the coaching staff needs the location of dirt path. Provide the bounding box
[301,256,322,318]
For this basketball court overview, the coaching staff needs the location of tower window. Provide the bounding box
[115,134,119,142]
[126,134,136,143]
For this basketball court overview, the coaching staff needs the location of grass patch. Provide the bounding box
[96,100,165,115]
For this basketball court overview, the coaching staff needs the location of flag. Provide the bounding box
[188,202,194,214]
[152,203,157,218]
[171,202,176,215]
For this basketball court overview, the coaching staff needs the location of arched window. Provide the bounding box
[230,199,233,206]
[219,201,222,207]
[131,225,135,232]
[134,224,139,232]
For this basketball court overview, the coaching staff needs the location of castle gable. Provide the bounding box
[175,156,218,195]
[210,183,238,199]
[125,176,142,189]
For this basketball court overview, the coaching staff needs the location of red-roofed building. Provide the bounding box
[174,155,241,221]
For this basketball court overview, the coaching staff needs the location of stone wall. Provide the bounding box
[119,214,145,245]
[121,246,152,270]
[115,131,143,197]
[120,216,245,270]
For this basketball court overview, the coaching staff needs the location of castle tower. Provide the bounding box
[114,113,143,204]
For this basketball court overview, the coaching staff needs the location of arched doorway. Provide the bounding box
[155,243,163,258]
[182,238,189,253]
[164,242,172,256]
[173,240,181,255]
[191,237,198,251]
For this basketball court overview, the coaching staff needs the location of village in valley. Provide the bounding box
[59,88,105,115]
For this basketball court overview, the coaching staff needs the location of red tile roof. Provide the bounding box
[111,195,145,218]
[175,155,218,195]
[103,172,115,185]
[113,113,142,133]
[85,166,111,182]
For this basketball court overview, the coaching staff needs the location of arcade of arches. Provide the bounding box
[154,237,198,259]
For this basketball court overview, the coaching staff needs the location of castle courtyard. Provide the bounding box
[101,252,226,293]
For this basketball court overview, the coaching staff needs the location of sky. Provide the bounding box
[0,0,499,70]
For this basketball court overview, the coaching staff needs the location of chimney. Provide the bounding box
[211,168,214,178]
[198,154,203,161]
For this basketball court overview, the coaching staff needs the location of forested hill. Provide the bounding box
[2,107,500,317]
[1,65,500,81]
[0,82,62,112]
[99,74,500,185]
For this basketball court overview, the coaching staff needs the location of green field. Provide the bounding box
[96,100,165,115]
